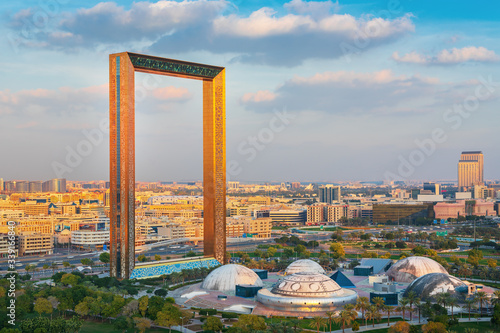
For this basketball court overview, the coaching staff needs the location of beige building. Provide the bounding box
[247,196,271,206]
[18,233,53,256]
[324,205,344,222]
[458,151,483,191]
[0,234,18,258]
[307,205,325,223]
[242,217,272,238]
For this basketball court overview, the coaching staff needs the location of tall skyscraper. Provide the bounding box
[0,178,3,191]
[458,151,483,191]
[319,185,341,204]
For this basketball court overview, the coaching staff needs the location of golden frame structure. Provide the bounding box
[109,52,226,279]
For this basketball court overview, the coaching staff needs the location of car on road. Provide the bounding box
[68,256,74,259]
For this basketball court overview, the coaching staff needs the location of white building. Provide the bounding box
[71,229,109,250]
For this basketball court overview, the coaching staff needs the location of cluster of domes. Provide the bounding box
[403,273,467,299]
[257,259,357,312]
[201,264,263,292]
[385,256,448,283]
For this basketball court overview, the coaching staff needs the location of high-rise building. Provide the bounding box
[319,185,341,204]
[0,178,3,191]
[458,151,483,191]
[42,178,67,192]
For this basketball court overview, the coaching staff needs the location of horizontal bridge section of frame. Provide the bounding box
[128,52,224,80]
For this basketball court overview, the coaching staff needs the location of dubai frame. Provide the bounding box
[109,52,226,279]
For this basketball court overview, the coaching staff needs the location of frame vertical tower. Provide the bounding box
[109,52,226,279]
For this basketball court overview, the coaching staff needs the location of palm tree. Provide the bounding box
[289,319,301,333]
[415,301,425,324]
[475,291,489,316]
[325,311,335,333]
[397,298,411,321]
[51,262,58,275]
[366,305,381,327]
[385,305,395,326]
[405,291,418,321]
[372,297,385,324]
[435,292,450,309]
[492,290,500,306]
[309,316,326,333]
[447,297,458,319]
[463,298,477,321]
[334,306,357,333]
[355,296,370,327]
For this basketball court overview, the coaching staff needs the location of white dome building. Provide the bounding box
[201,264,263,292]
[403,273,467,300]
[386,256,448,283]
[285,259,325,275]
[257,272,357,312]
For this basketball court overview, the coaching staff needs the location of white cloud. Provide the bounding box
[8,0,414,66]
[241,90,277,103]
[152,86,191,101]
[393,46,500,65]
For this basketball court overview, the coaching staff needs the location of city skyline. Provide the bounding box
[1,0,499,182]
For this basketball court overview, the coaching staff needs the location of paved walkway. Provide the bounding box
[325,317,492,333]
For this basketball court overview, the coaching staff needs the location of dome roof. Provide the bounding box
[201,264,263,292]
[285,259,325,275]
[386,256,447,283]
[403,273,466,299]
[271,272,342,297]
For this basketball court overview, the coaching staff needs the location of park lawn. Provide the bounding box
[80,320,181,333]
[449,249,500,257]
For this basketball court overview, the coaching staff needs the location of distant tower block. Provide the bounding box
[109,52,226,279]
[458,151,483,191]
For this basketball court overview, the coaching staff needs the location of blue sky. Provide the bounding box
[0,0,499,183]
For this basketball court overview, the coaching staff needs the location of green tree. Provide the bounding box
[405,291,418,321]
[138,254,148,262]
[397,298,411,321]
[34,298,53,317]
[267,247,277,257]
[330,242,345,259]
[232,314,267,332]
[154,254,162,261]
[75,301,89,318]
[203,316,223,332]
[138,296,149,317]
[389,321,410,333]
[80,258,93,266]
[366,305,382,327]
[325,311,335,333]
[356,296,370,327]
[475,291,489,316]
[134,317,152,333]
[156,304,181,333]
[334,305,358,333]
[422,322,447,333]
[61,273,80,286]
[309,316,326,333]
[99,252,110,266]
[113,316,133,332]
[463,298,477,321]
